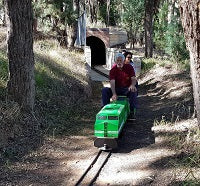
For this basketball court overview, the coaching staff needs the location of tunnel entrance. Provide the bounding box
[86,36,106,67]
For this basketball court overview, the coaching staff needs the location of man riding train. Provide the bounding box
[101,53,138,119]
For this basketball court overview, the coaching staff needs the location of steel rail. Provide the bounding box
[75,150,102,186]
[75,150,111,186]
[88,151,112,186]
[91,66,109,78]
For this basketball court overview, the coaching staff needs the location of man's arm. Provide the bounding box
[128,76,137,92]
[110,79,117,101]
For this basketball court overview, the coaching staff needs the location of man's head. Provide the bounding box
[115,53,125,69]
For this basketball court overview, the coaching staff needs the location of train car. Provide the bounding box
[94,96,130,150]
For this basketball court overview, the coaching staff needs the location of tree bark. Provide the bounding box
[106,0,110,27]
[144,0,154,58]
[179,0,200,126]
[66,0,79,48]
[5,0,35,111]
[67,23,77,48]
[88,0,98,23]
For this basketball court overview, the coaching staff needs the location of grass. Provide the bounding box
[0,37,100,162]
[154,115,172,126]
[153,117,200,184]
[0,38,96,137]
[141,58,157,73]
[0,50,8,98]
[150,66,199,185]
[141,57,190,74]
[33,39,96,137]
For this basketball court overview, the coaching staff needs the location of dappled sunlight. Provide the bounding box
[0,27,6,50]
[160,79,191,99]
[152,118,198,133]
[139,65,178,85]
[146,77,191,100]
[35,61,62,82]
[35,45,88,86]
[163,87,190,99]
[0,80,6,88]
[99,169,153,185]
[95,146,176,185]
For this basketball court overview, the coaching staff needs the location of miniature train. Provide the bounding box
[94,96,130,150]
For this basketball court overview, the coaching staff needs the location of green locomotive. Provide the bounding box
[94,96,130,150]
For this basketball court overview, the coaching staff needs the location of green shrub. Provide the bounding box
[141,58,156,72]
[165,17,189,61]
[154,1,189,61]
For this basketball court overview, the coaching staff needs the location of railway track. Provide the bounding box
[91,66,109,79]
[75,150,112,186]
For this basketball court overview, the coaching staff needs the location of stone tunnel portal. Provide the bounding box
[86,36,106,67]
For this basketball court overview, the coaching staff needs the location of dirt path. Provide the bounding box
[0,66,196,186]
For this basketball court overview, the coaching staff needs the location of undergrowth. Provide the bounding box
[141,57,190,74]
[0,38,97,161]
[0,51,8,98]
[154,117,200,184]
[149,58,199,184]
[33,39,95,137]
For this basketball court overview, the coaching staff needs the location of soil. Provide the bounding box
[0,64,199,186]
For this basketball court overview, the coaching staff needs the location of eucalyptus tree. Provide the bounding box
[179,0,200,126]
[87,0,98,23]
[144,0,160,57]
[33,0,79,48]
[154,1,168,50]
[97,0,120,26]
[122,0,145,49]
[154,0,188,60]
[5,0,35,111]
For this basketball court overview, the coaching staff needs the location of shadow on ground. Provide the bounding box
[117,71,193,153]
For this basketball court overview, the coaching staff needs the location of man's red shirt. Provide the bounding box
[109,64,135,88]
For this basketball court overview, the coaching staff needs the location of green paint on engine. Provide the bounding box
[94,97,130,138]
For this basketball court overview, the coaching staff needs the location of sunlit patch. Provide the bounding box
[49,50,59,58]
[168,87,190,98]
[99,170,153,185]
[152,118,198,133]
[96,147,176,185]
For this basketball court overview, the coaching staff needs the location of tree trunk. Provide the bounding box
[67,23,77,48]
[33,0,38,32]
[144,0,154,58]
[2,0,6,26]
[106,0,110,27]
[5,0,35,112]
[179,0,200,126]
[66,0,79,48]
[88,0,98,23]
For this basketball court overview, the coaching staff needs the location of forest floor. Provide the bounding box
[1,57,199,185]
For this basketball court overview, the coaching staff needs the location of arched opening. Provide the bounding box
[86,36,106,67]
